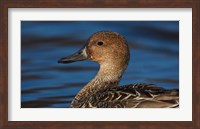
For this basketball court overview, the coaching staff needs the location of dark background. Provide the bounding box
[21,21,179,108]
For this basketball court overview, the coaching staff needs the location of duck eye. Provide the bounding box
[97,41,104,46]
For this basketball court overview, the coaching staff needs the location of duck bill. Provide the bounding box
[58,47,88,64]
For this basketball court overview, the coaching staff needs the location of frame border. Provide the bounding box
[0,0,199,129]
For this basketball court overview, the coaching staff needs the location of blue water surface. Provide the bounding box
[21,21,179,108]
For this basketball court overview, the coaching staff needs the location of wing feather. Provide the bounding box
[84,83,179,108]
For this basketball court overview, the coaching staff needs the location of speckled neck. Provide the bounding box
[71,62,128,107]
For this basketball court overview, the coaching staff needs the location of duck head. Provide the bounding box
[58,31,130,66]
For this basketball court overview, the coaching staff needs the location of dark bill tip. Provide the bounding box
[58,58,75,64]
[58,57,78,64]
[58,47,88,64]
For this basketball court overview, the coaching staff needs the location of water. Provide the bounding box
[21,21,179,108]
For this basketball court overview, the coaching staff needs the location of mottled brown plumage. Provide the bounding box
[58,31,179,108]
[71,83,179,108]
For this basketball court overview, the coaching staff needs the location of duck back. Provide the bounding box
[71,83,179,108]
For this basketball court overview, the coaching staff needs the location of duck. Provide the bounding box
[58,31,179,108]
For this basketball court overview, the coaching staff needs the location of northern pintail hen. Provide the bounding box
[58,31,179,108]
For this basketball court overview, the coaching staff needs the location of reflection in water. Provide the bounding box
[21,21,179,108]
